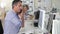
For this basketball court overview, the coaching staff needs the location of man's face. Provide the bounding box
[15,2,22,13]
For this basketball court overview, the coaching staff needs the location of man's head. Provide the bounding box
[12,0,22,13]
[23,4,29,13]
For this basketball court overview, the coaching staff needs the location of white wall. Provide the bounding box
[52,0,60,12]
[0,0,13,11]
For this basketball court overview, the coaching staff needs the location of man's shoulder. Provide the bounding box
[5,10,16,20]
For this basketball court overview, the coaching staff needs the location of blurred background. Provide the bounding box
[0,0,60,34]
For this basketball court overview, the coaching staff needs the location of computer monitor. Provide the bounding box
[38,9,45,29]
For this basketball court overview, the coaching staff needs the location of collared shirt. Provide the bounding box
[4,10,22,34]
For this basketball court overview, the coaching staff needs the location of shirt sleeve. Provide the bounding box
[11,17,22,27]
[4,20,12,34]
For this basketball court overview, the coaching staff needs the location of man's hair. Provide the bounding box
[23,4,29,10]
[12,0,22,8]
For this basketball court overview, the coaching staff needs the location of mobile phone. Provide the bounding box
[18,9,22,14]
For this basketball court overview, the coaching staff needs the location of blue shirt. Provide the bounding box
[4,10,22,34]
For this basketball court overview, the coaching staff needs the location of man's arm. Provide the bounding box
[19,12,24,28]
[4,20,12,34]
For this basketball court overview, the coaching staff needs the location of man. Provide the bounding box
[4,0,22,34]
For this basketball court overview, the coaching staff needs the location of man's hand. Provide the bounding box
[19,12,24,28]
